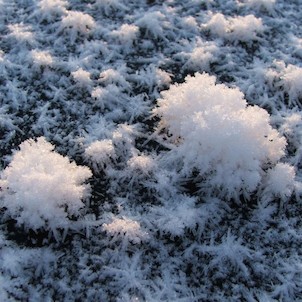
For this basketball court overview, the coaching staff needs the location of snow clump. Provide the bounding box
[266,62,302,105]
[38,0,68,20]
[103,217,148,244]
[84,139,116,171]
[71,68,92,87]
[179,39,218,72]
[60,11,95,41]
[135,11,168,39]
[0,137,92,232]
[264,163,295,200]
[111,24,139,46]
[204,13,263,42]
[280,64,302,101]
[94,0,127,15]
[154,72,287,200]
[30,50,54,68]
[238,0,276,13]
[7,24,35,44]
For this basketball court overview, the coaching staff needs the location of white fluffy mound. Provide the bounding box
[204,13,263,42]
[265,163,295,200]
[154,73,287,199]
[102,216,148,244]
[84,139,116,171]
[0,137,92,231]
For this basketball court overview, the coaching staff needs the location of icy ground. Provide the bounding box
[0,0,302,301]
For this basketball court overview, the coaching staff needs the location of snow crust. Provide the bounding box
[0,0,302,301]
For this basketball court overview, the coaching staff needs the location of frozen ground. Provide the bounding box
[0,0,302,301]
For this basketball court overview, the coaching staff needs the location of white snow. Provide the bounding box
[59,10,95,42]
[265,163,296,200]
[0,137,92,232]
[71,68,92,87]
[84,139,116,171]
[30,49,54,67]
[153,72,287,199]
[38,0,68,19]
[111,24,139,45]
[103,216,148,244]
[0,0,301,300]
[204,13,264,42]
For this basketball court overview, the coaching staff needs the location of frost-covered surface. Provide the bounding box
[0,0,302,301]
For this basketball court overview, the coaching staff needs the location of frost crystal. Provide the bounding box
[180,39,218,72]
[38,0,68,19]
[0,137,92,231]
[95,0,127,15]
[151,196,198,237]
[111,24,139,45]
[85,139,116,170]
[280,64,302,101]
[7,24,34,43]
[99,68,130,89]
[239,0,276,13]
[103,217,148,244]
[31,50,53,67]
[136,11,167,39]
[71,68,92,87]
[60,11,95,41]
[265,163,295,199]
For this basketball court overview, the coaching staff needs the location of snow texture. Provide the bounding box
[0,0,302,301]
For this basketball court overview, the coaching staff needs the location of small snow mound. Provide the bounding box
[71,68,92,87]
[127,155,156,174]
[204,13,263,42]
[0,137,92,232]
[38,0,68,19]
[239,0,276,13]
[60,10,95,41]
[84,139,116,170]
[265,163,295,199]
[111,24,139,45]
[136,11,167,39]
[7,23,35,44]
[30,49,53,67]
[280,64,302,101]
[103,217,148,244]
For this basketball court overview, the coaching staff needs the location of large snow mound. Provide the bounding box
[154,73,288,199]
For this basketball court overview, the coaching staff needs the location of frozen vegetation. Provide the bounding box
[0,0,301,301]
